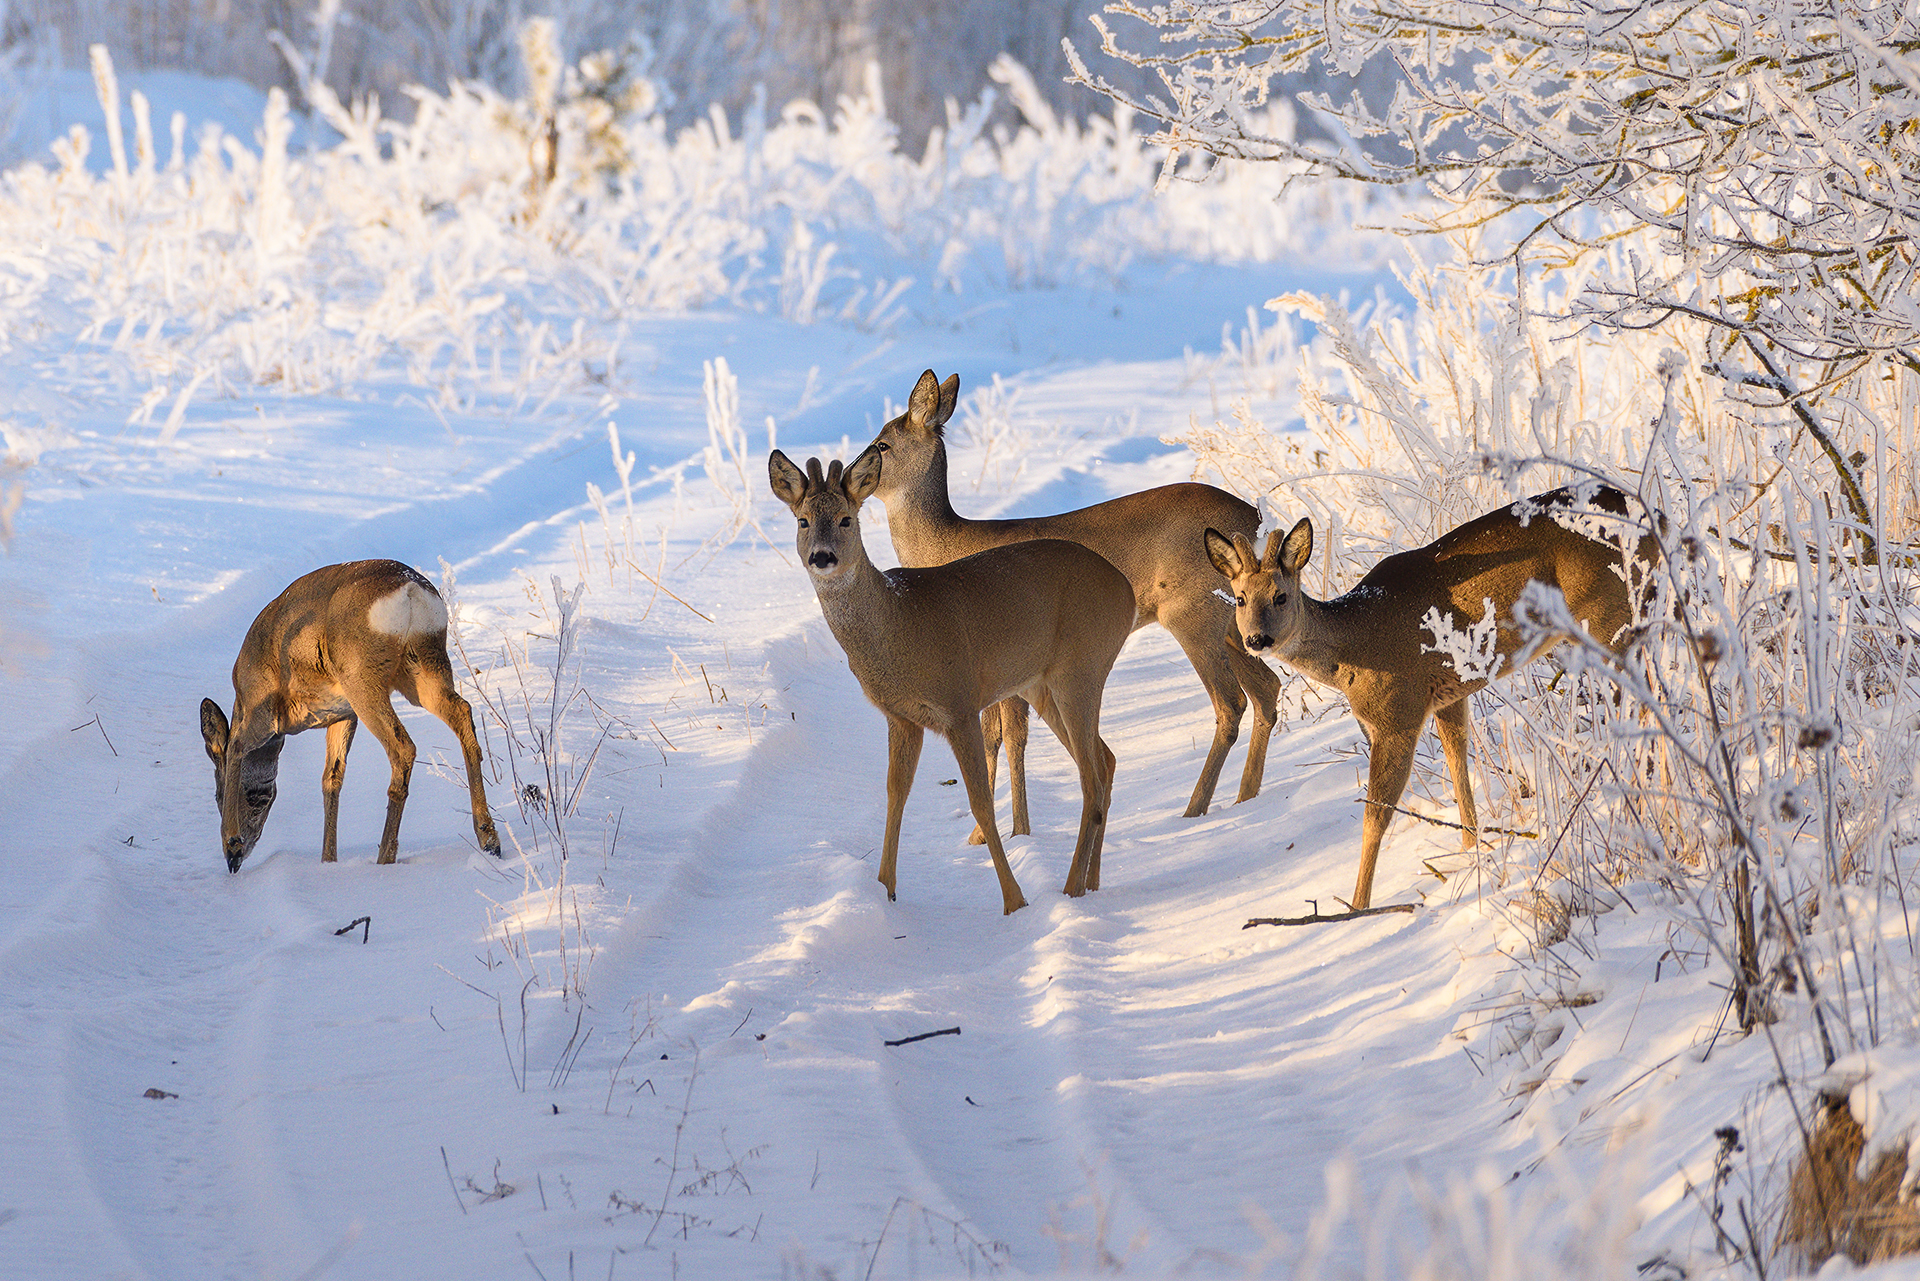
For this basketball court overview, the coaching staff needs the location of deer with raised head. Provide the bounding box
[199,560,502,872]
[1206,485,1654,909]
[867,370,1279,839]
[769,446,1135,914]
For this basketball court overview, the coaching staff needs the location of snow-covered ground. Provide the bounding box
[0,54,1903,1281]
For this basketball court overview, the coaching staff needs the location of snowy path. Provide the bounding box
[0,329,1527,1280]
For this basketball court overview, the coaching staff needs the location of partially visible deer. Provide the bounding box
[199,560,502,872]
[768,446,1135,914]
[867,370,1279,840]
[1205,485,1654,909]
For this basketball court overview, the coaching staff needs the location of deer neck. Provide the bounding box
[878,443,966,565]
[807,543,899,655]
[1272,590,1361,687]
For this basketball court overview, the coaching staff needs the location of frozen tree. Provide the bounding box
[1067,0,1920,545]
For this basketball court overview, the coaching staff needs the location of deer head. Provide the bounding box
[200,699,284,872]
[1205,519,1312,657]
[864,369,958,504]
[768,446,884,583]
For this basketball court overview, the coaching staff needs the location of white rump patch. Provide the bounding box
[367,582,448,637]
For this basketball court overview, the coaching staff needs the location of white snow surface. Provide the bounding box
[2,67,1903,1281]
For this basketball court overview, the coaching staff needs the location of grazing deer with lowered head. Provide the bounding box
[769,446,1135,914]
[1205,485,1654,909]
[868,369,1279,839]
[199,560,502,872]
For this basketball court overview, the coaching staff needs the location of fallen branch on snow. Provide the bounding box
[1243,903,1417,928]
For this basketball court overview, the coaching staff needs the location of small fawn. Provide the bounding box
[1206,485,1653,909]
[769,446,1136,914]
[199,560,501,872]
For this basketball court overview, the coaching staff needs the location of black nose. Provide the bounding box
[226,836,245,873]
[1245,633,1272,652]
[808,551,838,570]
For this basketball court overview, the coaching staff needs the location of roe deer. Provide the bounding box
[199,560,502,872]
[768,446,1135,914]
[1205,485,1654,909]
[867,370,1279,837]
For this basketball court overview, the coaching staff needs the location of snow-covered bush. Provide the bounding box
[1075,0,1920,547]
[1093,1,1920,1263]
[0,35,1382,437]
[1173,229,1920,1270]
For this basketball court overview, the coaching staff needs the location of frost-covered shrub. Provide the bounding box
[1175,223,1920,1268]
[0,36,1384,426]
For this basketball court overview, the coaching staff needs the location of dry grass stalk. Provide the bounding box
[1781,1096,1920,1268]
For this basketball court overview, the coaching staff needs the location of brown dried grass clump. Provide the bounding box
[1780,1096,1920,1267]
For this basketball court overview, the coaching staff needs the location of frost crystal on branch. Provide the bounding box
[1421,598,1504,684]
[1072,0,1920,388]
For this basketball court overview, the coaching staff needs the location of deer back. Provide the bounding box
[1399,485,1646,659]
[770,446,1134,730]
[868,370,1256,624]
[1212,486,1648,707]
[856,539,1136,722]
[229,560,450,738]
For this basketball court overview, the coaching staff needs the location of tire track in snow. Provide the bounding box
[0,379,723,1271]
[571,615,1206,1272]
[0,695,324,1277]
[0,573,519,1277]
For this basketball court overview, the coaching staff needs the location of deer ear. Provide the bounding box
[932,374,960,429]
[844,446,884,505]
[1202,528,1240,580]
[200,698,230,761]
[906,370,943,431]
[768,449,808,509]
[1277,517,1313,575]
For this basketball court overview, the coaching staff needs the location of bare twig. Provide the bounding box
[1244,904,1418,928]
[884,1027,962,1047]
[442,1146,469,1216]
[1363,797,1539,839]
[70,713,117,756]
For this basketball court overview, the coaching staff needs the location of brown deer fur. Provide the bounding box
[199,560,501,872]
[1206,486,1653,908]
[769,446,1135,914]
[867,369,1279,835]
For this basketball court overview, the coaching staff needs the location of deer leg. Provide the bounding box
[416,658,503,857]
[966,698,1032,845]
[1433,698,1477,850]
[1003,697,1031,837]
[1167,606,1247,818]
[1353,713,1422,910]
[1091,738,1115,891]
[1225,636,1280,803]
[879,716,924,902]
[947,714,1027,915]
[1028,685,1112,897]
[966,705,1000,846]
[320,717,358,864]
[347,686,416,866]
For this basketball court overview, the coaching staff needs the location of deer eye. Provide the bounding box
[1234,595,1245,607]
[839,516,852,527]
[1276,594,1288,607]
[797,518,810,528]
[875,441,890,452]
